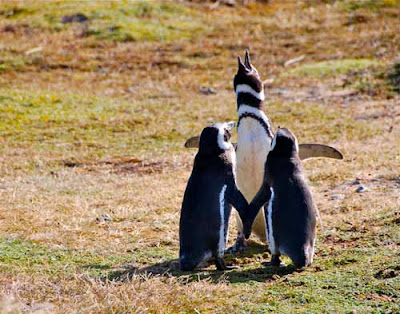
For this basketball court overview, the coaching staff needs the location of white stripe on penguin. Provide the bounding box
[270,133,277,151]
[267,187,276,254]
[237,105,270,124]
[235,84,265,101]
[218,184,227,257]
[214,123,231,151]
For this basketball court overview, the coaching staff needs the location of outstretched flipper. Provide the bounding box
[299,143,343,160]
[184,136,200,148]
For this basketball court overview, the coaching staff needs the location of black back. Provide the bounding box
[266,128,316,261]
[179,124,248,270]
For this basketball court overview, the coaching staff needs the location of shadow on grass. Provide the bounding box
[104,241,298,284]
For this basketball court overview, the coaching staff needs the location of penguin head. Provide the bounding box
[198,121,235,155]
[233,50,264,108]
[269,127,299,158]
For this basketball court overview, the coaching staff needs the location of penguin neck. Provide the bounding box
[235,84,265,110]
[237,104,273,138]
[267,155,300,180]
[194,151,232,171]
[236,94,265,110]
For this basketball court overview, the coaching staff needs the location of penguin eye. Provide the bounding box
[224,130,230,142]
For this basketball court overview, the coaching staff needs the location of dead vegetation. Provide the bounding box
[0,0,400,313]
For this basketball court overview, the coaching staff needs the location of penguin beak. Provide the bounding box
[226,121,236,131]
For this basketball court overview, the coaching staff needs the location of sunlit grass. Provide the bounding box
[0,1,210,42]
[1,0,400,312]
[285,59,382,78]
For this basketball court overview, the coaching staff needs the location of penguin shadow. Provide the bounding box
[105,242,298,284]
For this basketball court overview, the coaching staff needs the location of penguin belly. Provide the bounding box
[236,118,271,242]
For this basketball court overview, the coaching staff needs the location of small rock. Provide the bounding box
[331,194,345,200]
[199,87,218,95]
[374,269,397,279]
[96,213,112,222]
[2,25,16,33]
[345,14,368,26]
[108,26,119,32]
[351,179,361,185]
[61,13,88,24]
[356,185,367,193]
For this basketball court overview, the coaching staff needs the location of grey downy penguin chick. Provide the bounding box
[179,122,249,271]
[243,128,317,268]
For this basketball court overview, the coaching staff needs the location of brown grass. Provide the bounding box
[1,0,400,313]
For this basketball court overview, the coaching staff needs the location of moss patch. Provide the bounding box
[285,59,382,78]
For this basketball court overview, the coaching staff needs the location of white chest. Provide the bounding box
[235,118,271,202]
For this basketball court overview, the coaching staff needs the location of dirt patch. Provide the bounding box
[374,268,399,279]
[62,158,172,175]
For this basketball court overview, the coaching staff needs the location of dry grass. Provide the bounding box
[1,0,400,313]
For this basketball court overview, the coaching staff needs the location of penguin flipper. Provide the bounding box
[299,144,343,160]
[184,136,200,148]
[226,177,249,219]
[245,184,271,239]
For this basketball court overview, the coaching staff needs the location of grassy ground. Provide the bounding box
[1,0,400,312]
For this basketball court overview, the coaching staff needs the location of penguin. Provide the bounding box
[229,50,274,252]
[243,127,317,268]
[179,121,249,271]
[183,51,342,254]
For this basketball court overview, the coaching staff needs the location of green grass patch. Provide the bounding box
[0,88,189,164]
[285,59,382,78]
[343,0,400,11]
[0,1,209,42]
[0,51,27,73]
[0,237,129,278]
[387,58,400,93]
[268,101,381,143]
[0,237,175,279]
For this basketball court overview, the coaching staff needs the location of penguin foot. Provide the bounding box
[263,260,285,268]
[225,236,247,254]
[215,257,238,271]
[270,254,282,267]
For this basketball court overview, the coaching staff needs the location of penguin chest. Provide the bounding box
[235,118,271,241]
[236,119,271,201]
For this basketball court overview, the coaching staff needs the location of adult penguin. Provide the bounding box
[243,128,317,268]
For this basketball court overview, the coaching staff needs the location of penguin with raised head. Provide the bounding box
[243,127,317,268]
[179,122,249,271]
[183,51,342,254]
[229,50,274,252]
